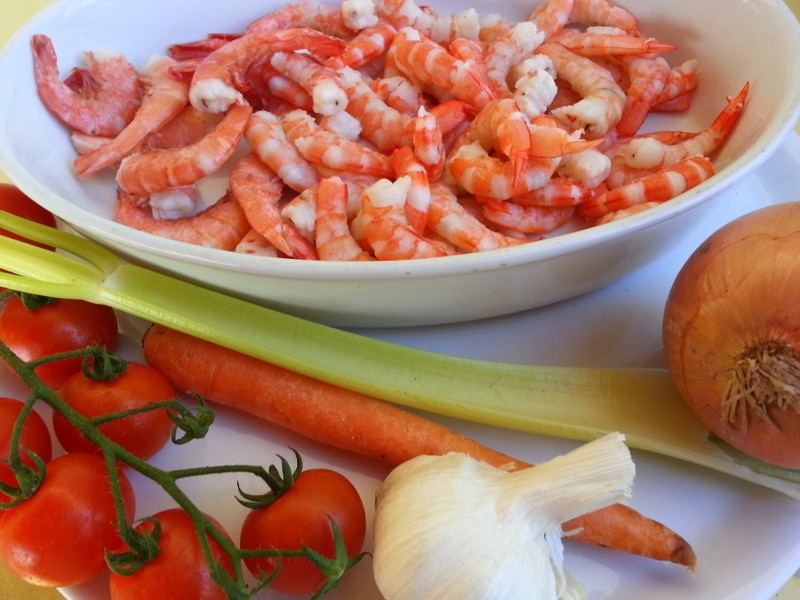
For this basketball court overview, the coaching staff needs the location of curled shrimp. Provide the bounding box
[413,106,445,179]
[480,200,576,234]
[577,155,716,220]
[270,51,348,116]
[324,20,397,70]
[571,0,640,34]
[537,41,626,138]
[116,103,252,195]
[244,110,321,192]
[528,0,574,40]
[388,27,496,110]
[74,55,189,177]
[229,152,318,259]
[615,54,671,137]
[31,34,142,136]
[281,109,394,177]
[391,146,431,234]
[114,188,249,249]
[373,0,480,43]
[623,83,749,170]
[189,28,346,113]
[427,183,528,252]
[360,176,452,259]
[482,22,545,94]
[315,176,374,260]
[245,0,352,38]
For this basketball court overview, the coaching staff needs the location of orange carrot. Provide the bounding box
[142,323,696,568]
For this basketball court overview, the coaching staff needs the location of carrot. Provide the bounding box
[142,323,696,568]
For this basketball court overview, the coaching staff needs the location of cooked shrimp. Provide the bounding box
[504,177,593,207]
[324,20,397,70]
[577,155,715,220]
[388,27,496,110]
[315,176,374,260]
[483,21,545,93]
[373,0,480,43]
[653,59,699,107]
[571,0,640,34]
[74,55,189,177]
[446,140,560,200]
[368,75,425,114]
[114,188,249,249]
[281,109,394,177]
[116,103,252,195]
[427,183,528,252]
[229,152,318,259]
[189,28,345,113]
[147,185,198,219]
[615,54,671,137]
[623,82,749,170]
[145,105,224,149]
[480,201,576,234]
[31,34,142,136]
[413,106,445,179]
[537,42,626,138]
[340,0,379,30]
[528,0,574,40]
[550,28,677,57]
[359,176,452,259]
[270,52,348,116]
[235,228,280,257]
[556,146,611,188]
[246,0,352,38]
[391,146,431,234]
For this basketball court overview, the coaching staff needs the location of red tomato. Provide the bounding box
[0,397,52,507]
[53,362,176,462]
[239,468,367,595]
[0,183,57,250]
[109,508,235,600]
[0,453,135,587]
[0,295,118,389]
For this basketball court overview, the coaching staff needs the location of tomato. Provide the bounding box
[239,468,367,595]
[0,452,135,587]
[109,508,235,600]
[0,294,118,389]
[0,397,52,507]
[53,361,176,462]
[0,183,57,250]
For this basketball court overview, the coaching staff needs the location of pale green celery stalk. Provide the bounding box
[1,210,799,498]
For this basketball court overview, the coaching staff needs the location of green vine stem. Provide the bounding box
[0,335,362,598]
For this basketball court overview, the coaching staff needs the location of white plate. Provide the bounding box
[5,133,784,599]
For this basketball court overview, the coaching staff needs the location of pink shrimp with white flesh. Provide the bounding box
[269,52,348,116]
[31,34,142,136]
[229,152,318,260]
[388,27,497,110]
[578,154,716,221]
[528,115,601,158]
[615,54,671,138]
[246,0,352,38]
[359,176,452,259]
[537,42,625,138]
[527,0,574,40]
[74,55,189,177]
[480,200,576,234]
[652,59,699,107]
[244,110,321,193]
[315,176,374,260]
[413,106,445,180]
[461,98,532,187]
[373,0,480,43]
[369,75,426,114]
[446,140,560,200]
[281,109,394,177]
[571,0,640,34]
[145,105,224,149]
[391,146,431,234]
[324,20,397,70]
[504,177,593,207]
[550,28,677,57]
[482,22,545,94]
[114,189,249,249]
[189,28,346,113]
[235,228,280,257]
[623,83,749,170]
[116,103,252,195]
[427,183,528,252]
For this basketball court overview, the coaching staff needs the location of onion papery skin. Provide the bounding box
[663,202,800,469]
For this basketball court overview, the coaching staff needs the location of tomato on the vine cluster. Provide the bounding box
[0,294,118,388]
[0,452,135,587]
[240,467,367,595]
[53,361,177,462]
[0,397,52,507]
[109,508,235,600]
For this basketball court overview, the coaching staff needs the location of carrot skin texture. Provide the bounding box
[142,324,695,568]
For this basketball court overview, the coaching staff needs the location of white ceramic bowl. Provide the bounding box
[1,0,799,327]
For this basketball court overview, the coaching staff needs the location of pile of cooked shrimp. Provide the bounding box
[31,0,748,261]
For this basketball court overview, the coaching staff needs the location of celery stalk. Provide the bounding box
[1,210,798,498]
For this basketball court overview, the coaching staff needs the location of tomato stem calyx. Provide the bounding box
[236,448,303,509]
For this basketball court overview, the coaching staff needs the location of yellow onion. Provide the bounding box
[663,202,800,468]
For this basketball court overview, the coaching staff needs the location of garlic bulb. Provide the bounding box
[372,433,635,600]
